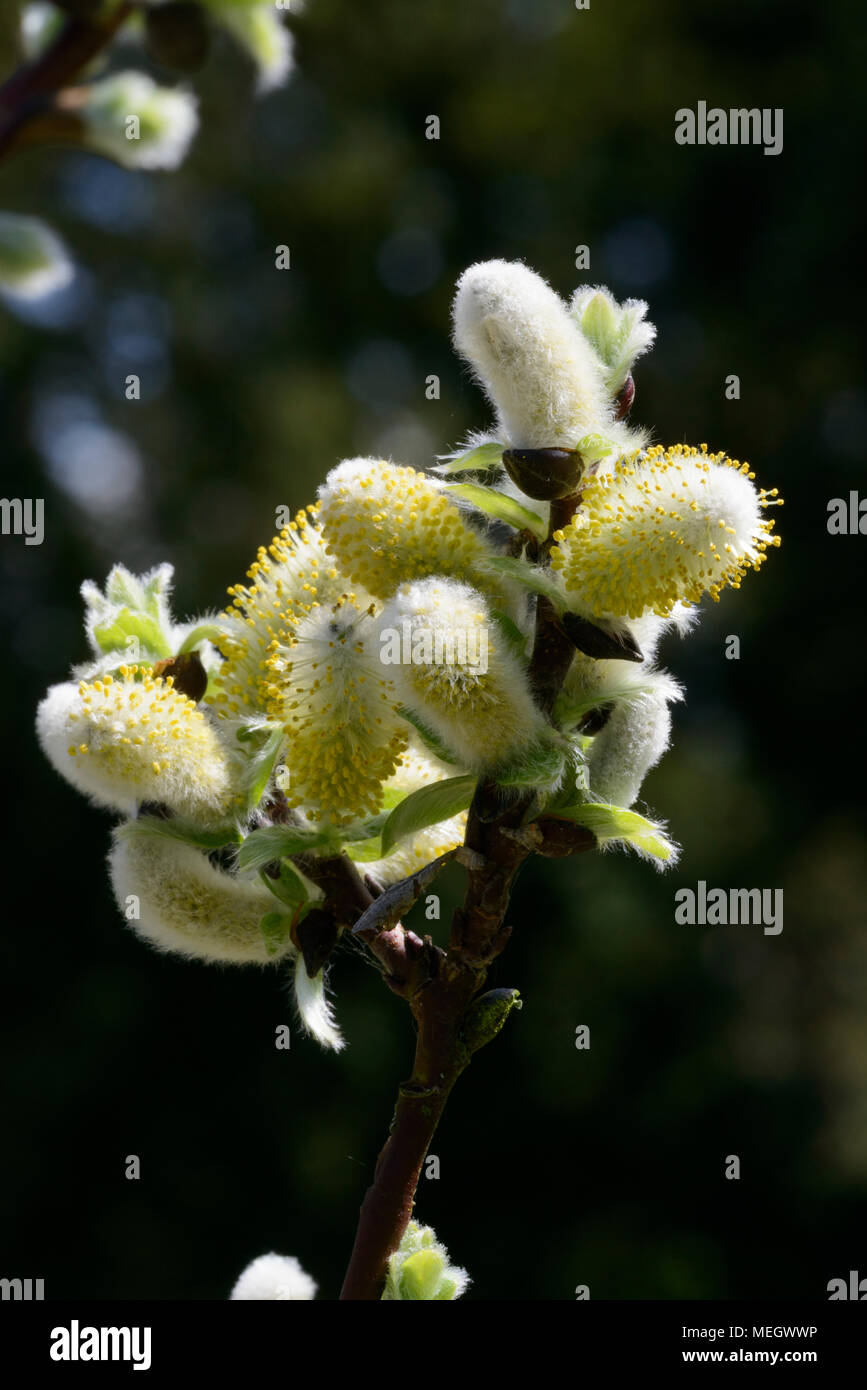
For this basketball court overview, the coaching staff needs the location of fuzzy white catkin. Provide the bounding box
[550,446,780,621]
[564,652,682,808]
[293,955,345,1053]
[108,829,295,966]
[216,508,349,721]
[229,1253,317,1301]
[376,578,546,771]
[36,671,236,826]
[587,686,674,809]
[317,457,489,598]
[266,596,408,825]
[451,259,614,449]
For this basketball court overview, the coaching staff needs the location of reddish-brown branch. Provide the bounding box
[0,3,133,161]
[338,803,536,1299]
[337,984,469,1300]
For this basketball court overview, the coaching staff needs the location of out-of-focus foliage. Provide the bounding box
[0,0,864,1299]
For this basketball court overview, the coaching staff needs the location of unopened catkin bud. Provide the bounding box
[452,259,612,449]
[587,684,674,809]
[382,1221,469,1301]
[570,286,656,395]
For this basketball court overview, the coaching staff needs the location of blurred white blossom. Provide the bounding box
[0,213,73,302]
[80,72,199,170]
[230,1253,317,1300]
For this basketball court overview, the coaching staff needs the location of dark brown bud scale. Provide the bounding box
[614,373,635,420]
[558,613,644,663]
[502,447,584,501]
[292,907,342,979]
[535,818,597,857]
[579,701,615,735]
[151,651,209,702]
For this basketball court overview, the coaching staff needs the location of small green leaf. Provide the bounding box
[575,432,614,463]
[259,861,309,912]
[396,706,461,766]
[125,815,242,850]
[141,567,171,617]
[105,566,146,609]
[380,775,476,856]
[93,609,172,658]
[547,802,675,863]
[344,836,384,863]
[238,824,333,873]
[397,1250,444,1301]
[241,725,285,811]
[178,623,224,653]
[495,739,566,789]
[543,745,591,808]
[489,608,529,661]
[439,441,504,475]
[236,721,276,744]
[445,482,546,540]
[434,1278,460,1300]
[258,911,294,958]
[474,555,565,609]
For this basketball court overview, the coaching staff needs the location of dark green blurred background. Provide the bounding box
[1,0,865,1300]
